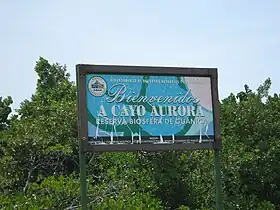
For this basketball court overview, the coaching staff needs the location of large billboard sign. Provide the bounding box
[76,65,221,152]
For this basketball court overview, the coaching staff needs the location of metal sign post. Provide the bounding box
[214,149,223,210]
[77,71,88,210]
[76,64,223,210]
[79,143,88,210]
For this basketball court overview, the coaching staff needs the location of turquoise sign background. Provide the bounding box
[86,74,214,144]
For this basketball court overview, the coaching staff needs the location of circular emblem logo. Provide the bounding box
[88,76,107,97]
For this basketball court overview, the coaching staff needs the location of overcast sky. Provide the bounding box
[1,1,279,110]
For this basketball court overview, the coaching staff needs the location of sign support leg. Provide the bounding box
[79,141,88,210]
[214,149,223,210]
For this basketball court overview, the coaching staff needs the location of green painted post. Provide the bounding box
[79,138,88,210]
[214,149,223,210]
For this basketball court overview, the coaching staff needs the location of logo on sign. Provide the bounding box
[88,77,107,97]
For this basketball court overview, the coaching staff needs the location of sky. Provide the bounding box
[0,1,279,111]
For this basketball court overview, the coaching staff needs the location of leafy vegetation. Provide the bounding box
[0,57,279,209]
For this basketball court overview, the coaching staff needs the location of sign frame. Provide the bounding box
[76,64,221,152]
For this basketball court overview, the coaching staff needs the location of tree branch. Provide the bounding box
[23,161,41,193]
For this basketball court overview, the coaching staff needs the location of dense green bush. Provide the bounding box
[1,57,279,209]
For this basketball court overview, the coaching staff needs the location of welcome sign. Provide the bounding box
[77,65,221,152]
